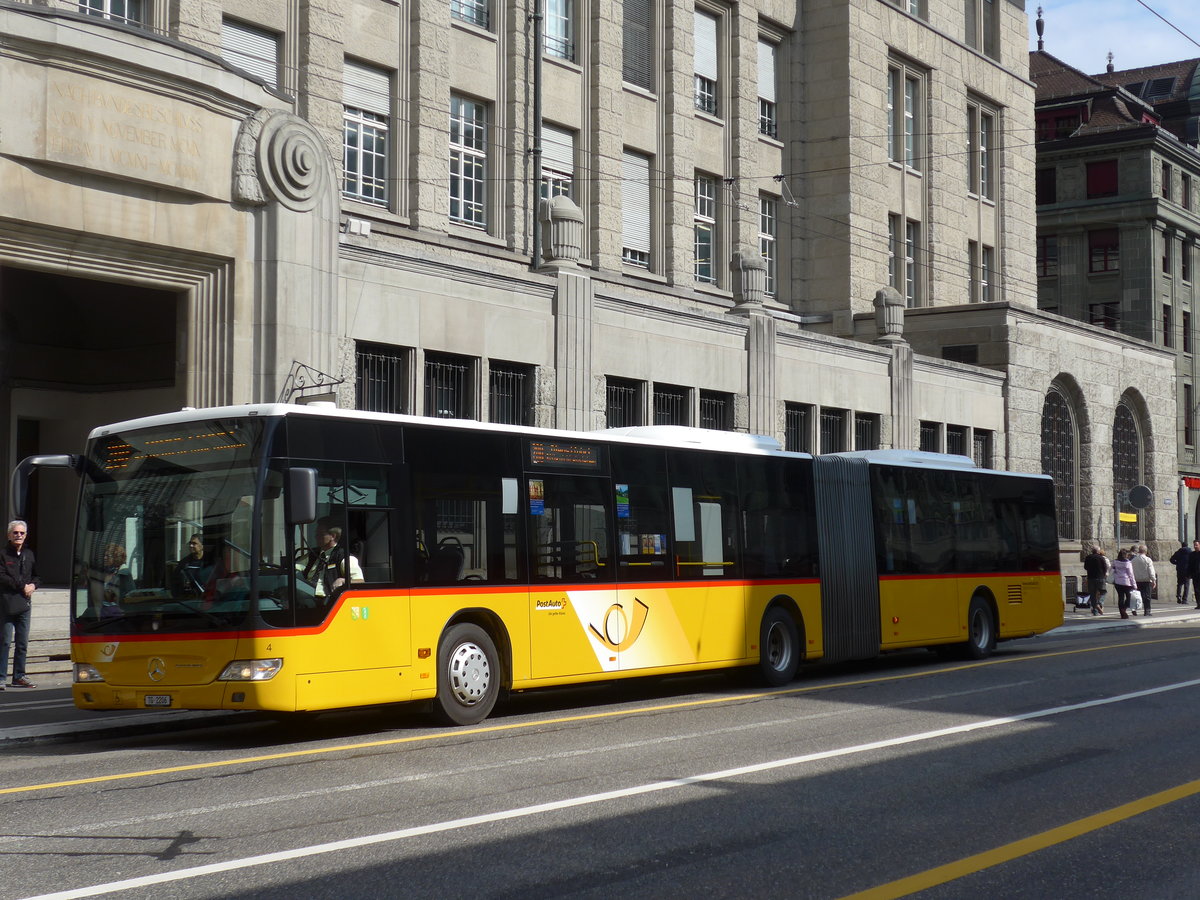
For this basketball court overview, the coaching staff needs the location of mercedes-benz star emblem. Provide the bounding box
[147,657,167,682]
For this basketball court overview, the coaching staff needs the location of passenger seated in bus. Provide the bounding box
[300,524,363,601]
[99,544,133,614]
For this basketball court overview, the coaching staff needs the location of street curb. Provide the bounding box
[0,710,256,747]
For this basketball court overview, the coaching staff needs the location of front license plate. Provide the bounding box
[144,695,172,707]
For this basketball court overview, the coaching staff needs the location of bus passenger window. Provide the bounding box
[668,450,740,579]
[611,446,671,582]
[528,475,614,584]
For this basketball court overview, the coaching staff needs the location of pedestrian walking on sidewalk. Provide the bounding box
[0,520,39,690]
[1084,545,1110,616]
[1170,541,1191,604]
[1132,545,1157,616]
[1112,549,1135,619]
[1188,541,1200,610]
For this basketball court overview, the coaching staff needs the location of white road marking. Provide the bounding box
[22,677,1200,900]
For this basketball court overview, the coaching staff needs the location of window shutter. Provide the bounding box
[221,20,279,87]
[541,124,574,174]
[343,61,391,115]
[622,0,653,90]
[757,40,776,102]
[694,10,718,81]
[622,151,651,254]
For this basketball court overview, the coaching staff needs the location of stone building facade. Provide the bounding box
[0,0,1177,585]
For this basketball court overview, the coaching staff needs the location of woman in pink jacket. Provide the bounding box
[1111,548,1136,619]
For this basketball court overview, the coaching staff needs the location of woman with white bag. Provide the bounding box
[1131,545,1157,616]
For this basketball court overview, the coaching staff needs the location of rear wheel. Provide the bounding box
[758,607,800,686]
[962,597,996,659]
[434,623,501,726]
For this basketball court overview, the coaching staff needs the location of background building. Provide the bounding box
[0,0,1177,587]
[1032,46,1200,542]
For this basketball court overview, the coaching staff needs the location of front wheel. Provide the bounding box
[434,623,501,726]
[758,607,800,686]
[962,597,996,659]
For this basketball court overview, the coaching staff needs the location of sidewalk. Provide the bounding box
[1054,595,1200,633]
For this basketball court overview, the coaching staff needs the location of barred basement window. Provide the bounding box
[819,408,847,453]
[606,377,642,427]
[425,352,473,419]
[785,403,812,453]
[489,362,532,426]
[356,343,409,414]
[946,424,967,457]
[699,390,732,430]
[653,384,688,425]
[1041,389,1078,538]
[854,413,880,450]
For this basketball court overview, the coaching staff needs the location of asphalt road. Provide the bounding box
[4,622,1200,899]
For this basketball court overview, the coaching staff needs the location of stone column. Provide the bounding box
[233,110,340,402]
[873,287,913,449]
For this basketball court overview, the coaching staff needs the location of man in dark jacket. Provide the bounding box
[1170,541,1192,604]
[0,519,39,689]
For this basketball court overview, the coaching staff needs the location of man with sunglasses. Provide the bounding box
[0,520,40,689]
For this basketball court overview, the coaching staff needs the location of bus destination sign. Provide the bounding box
[528,440,602,469]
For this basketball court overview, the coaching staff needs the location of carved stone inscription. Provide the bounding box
[43,76,229,199]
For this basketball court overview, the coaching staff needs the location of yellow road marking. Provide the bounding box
[4,632,1198,797]
[842,778,1200,899]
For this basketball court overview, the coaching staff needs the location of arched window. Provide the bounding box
[1041,389,1077,539]
[1112,403,1142,541]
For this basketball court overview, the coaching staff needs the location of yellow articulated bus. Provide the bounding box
[15,404,1061,725]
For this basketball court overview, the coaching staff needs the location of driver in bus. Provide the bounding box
[174,533,213,596]
[301,524,363,602]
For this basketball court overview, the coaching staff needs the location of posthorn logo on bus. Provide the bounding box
[589,598,650,652]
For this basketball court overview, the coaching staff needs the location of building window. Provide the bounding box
[540,124,575,200]
[449,95,487,229]
[1165,305,1174,348]
[1041,388,1077,538]
[343,61,391,206]
[221,19,279,86]
[973,429,994,468]
[943,344,979,364]
[1090,302,1120,330]
[356,343,409,414]
[1184,242,1193,283]
[545,0,574,61]
[699,390,732,430]
[425,352,473,419]
[892,0,925,17]
[965,0,999,59]
[1037,236,1058,277]
[759,195,778,297]
[622,151,652,267]
[1086,160,1118,199]
[606,377,642,427]
[785,403,812,453]
[1187,383,1195,445]
[888,66,923,170]
[653,384,688,425]
[623,0,654,91]
[968,103,995,199]
[946,424,968,457]
[919,421,941,452]
[1113,403,1143,542]
[1185,311,1193,354]
[1164,233,1173,275]
[819,408,847,454]
[968,241,979,301]
[489,361,532,426]
[758,39,777,137]
[694,9,719,115]
[1184,174,1193,210]
[854,413,880,450]
[79,0,142,26]
[694,174,718,284]
[1162,162,1173,200]
[981,245,994,302]
[1036,168,1056,205]
[888,214,900,291]
[1089,228,1120,272]
[451,0,489,29]
[904,219,920,305]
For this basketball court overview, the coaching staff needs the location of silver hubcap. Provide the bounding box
[447,640,491,706]
[766,622,792,672]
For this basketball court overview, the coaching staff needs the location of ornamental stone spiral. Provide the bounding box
[234,110,330,211]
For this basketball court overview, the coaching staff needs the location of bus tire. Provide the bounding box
[434,623,501,726]
[758,607,800,686]
[962,597,996,660]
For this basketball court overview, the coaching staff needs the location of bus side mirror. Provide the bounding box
[10,454,80,520]
[286,468,318,525]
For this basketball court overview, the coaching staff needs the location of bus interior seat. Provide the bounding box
[427,541,465,584]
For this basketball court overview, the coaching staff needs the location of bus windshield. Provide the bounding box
[72,417,277,634]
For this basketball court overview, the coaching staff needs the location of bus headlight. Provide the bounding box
[218,659,283,681]
[73,663,105,684]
